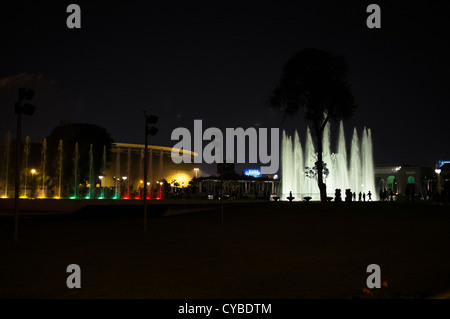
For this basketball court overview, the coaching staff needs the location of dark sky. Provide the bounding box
[1,0,449,176]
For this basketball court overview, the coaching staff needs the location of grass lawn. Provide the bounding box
[1,201,449,299]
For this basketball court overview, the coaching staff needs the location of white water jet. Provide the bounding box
[3,131,11,197]
[139,149,144,182]
[23,136,30,197]
[57,139,63,197]
[115,149,120,198]
[349,128,361,196]
[41,138,47,198]
[88,144,94,198]
[281,121,376,201]
[126,147,131,198]
[73,142,79,198]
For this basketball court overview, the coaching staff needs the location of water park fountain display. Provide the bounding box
[0,134,164,200]
[281,121,376,201]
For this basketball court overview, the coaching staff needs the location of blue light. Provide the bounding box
[244,169,261,177]
[438,160,450,168]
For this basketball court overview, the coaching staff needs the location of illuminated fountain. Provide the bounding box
[21,136,30,198]
[114,149,120,199]
[281,121,376,201]
[0,135,172,200]
[72,142,79,198]
[2,131,11,198]
[40,138,47,198]
[57,139,63,198]
[87,144,94,199]
[99,145,106,199]
[125,147,131,199]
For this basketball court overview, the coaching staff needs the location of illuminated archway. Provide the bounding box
[407,176,415,184]
[386,175,396,192]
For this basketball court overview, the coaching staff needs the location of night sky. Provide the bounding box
[1,0,449,176]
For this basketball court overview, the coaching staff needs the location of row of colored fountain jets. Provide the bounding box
[281,121,376,200]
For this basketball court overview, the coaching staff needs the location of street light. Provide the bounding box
[31,169,36,198]
[98,176,104,198]
[194,168,199,178]
[435,168,442,196]
[143,112,159,231]
[14,88,36,243]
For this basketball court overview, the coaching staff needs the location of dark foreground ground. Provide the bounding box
[1,201,450,299]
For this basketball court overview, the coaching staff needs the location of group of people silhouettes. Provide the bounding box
[338,189,372,202]
[379,188,395,201]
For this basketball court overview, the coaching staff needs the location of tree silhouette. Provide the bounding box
[46,123,114,197]
[216,163,239,179]
[270,48,357,206]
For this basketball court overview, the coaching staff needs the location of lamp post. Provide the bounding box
[99,175,104,198]
[435,168,442,198]
[122,176,128,198]
[31,169,36,198]
[143,112,158,231]
[14,88,36,243]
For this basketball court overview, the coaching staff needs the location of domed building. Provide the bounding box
[101,142,197,198]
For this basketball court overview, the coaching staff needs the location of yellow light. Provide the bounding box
[31,169,36,174]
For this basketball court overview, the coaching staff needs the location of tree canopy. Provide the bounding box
[270,48,356,124]
[46,122,114,197]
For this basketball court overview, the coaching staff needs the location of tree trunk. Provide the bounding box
[314,121,328,209]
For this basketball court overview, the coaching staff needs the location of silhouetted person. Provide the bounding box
[363,193,366,201]
[367,191,372,201]
[359,192,362,201]
[335,189,342,202]
[353,192,356,201]
[345,189,352,202]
